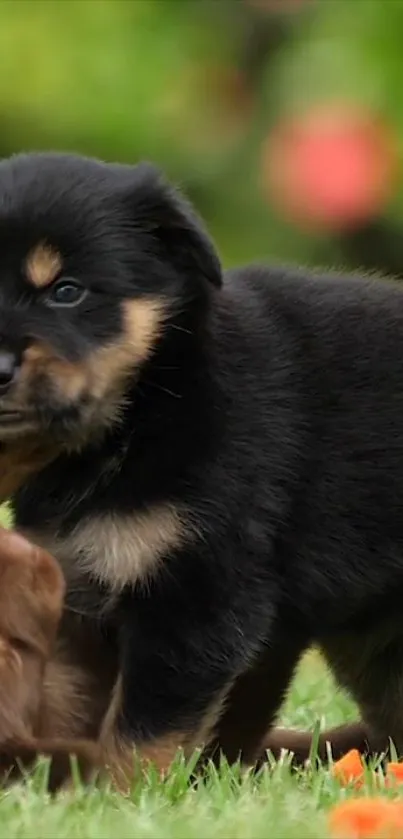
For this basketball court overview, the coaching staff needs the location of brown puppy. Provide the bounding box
[0,527,63,739]
[0,526,102,789]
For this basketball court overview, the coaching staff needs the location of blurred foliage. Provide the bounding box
[1,0,403,274]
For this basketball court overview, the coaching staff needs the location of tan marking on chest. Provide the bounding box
[26,504,192,593]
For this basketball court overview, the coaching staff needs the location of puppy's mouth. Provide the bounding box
[0,410,31,423]
[0,409,39,438]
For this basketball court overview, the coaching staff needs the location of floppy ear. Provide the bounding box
[114,162,222,290]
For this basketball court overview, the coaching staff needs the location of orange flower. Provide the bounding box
[387,763,403,784]
[329,799,403,839]
[332,749,365,788]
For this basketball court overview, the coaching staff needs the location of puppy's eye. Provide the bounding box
[46,278,87,307]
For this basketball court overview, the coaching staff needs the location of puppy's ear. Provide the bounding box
[114,162,222,290]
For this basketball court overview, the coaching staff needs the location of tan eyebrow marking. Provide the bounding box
[25,243,62,289]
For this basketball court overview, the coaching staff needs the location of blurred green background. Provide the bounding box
[2,0,403,277]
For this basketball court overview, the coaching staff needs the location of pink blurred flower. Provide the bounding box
[262,102,397,232]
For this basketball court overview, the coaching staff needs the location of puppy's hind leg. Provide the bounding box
[321,629,403,762]
[203,630,307,767]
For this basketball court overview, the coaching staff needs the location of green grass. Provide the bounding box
[0,650,393,839]
[0,504,12,528]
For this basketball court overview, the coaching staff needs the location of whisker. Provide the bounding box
[143,379,182,399]
[167,323,193,336]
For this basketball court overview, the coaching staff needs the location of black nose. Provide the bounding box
[0,351,18,395]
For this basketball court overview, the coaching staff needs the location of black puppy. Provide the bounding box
[0,151,400,788]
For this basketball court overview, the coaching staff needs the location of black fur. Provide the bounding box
[1,151,403,763]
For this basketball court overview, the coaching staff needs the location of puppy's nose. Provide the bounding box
[0,351,19,395]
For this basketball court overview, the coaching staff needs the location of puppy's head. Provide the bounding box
[0,152,221,449]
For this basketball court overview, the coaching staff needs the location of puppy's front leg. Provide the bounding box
[94,556,295,792]
[97,641,238,791]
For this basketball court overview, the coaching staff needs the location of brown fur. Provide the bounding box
[25,243,62,289]
[260,721,389,767]
[96,674,137,792]
[137,733,189,775]
[0,537,118,792]
[0,528,64,742]
[38,634,114,741]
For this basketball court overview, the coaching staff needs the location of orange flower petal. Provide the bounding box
[387,763,403,783]
[329,799,403,839]
[332,749,365,787]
